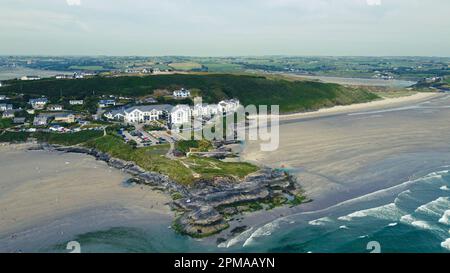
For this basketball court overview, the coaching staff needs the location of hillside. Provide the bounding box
[0,74,379,113]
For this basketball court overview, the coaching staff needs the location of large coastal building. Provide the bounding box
[170,105,192,126]
[104,99,241,127]
[105,105,173,124]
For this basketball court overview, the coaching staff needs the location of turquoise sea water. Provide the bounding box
[50,168,450,253]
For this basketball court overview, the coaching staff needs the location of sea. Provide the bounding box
[45,168,450,253]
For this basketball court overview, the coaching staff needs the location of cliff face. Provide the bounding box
[53,145,304,238]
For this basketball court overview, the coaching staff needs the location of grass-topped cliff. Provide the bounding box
[0,74,379,113]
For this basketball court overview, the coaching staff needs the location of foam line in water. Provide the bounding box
[439,211,450,226]
[242,169,449,248]
[308,217,333,226]
[440,238,450,251]
[217,227,254,248]
[415,197,450,218]
[338,203,403,222]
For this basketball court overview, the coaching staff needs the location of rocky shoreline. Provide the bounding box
[34,143,306,238]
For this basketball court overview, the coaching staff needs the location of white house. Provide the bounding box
[170,105,192,126]
[173,88,191,98]
[33,115,49,126]
[2,110,16,119]
[47,104,63,111]
[69,100,84,105]
[218,99,241,114]
[0,103,13,111]
[99,99,116,108]
[55,74,71,79]
[29,98,48,109]
[21,75,41,81]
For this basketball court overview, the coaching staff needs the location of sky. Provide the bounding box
[0,0,449,56]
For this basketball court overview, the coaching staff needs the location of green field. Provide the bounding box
[0,74,379,113]
[168,62,203,71]
[68,65,104,71]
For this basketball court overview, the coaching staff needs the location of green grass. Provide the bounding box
[175,140,213,154]
[0,119,13,129]
[85,135,259,185]
[33,130,104,146]
[182,156,259,180]
[69,65,104,71]
[0,131,30,142]
[85,135,195,185]
[0,74,379,113]
[168,62,203,71]
[0,130,103,145]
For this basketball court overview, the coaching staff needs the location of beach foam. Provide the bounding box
[338,203,403,222]
[441,238,450,251]
[411,221,434,230]
[218,227,254,248]
[439,210,450,226]
[308,217,333,226]
[415,197,450,218]
[243,221,280,247]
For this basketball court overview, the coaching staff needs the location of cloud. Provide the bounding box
[66,0,81,6]
[366,0,382,6]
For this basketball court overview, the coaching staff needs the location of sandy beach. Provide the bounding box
[264,92,440,122]
[0,144,171,252]
[242,92,450,208]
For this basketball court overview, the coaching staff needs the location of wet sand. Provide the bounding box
[0,144,171,252]
[242,92,450,210]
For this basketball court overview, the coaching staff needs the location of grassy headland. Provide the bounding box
[0,74,379,113]
[85,135,258,185]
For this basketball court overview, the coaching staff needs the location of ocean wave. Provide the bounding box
[338,203,403,222]
[308,217,333,226]
[441,238,450,251]
[339,225,349,229]
[243,221,280,247]
[411,221,434,230]
[415,197,450,218]
[400,214,415,224]
[217,227,254,248]
[439,210,450,226]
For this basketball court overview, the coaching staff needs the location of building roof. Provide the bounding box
[125,104,173,113]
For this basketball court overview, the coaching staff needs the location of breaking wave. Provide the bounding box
[439,211,450,226]
[338,203,403,222]
[415,197,450,218]
[308,217,333,226]
[441,238,450,251]
[218,227,254,248]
